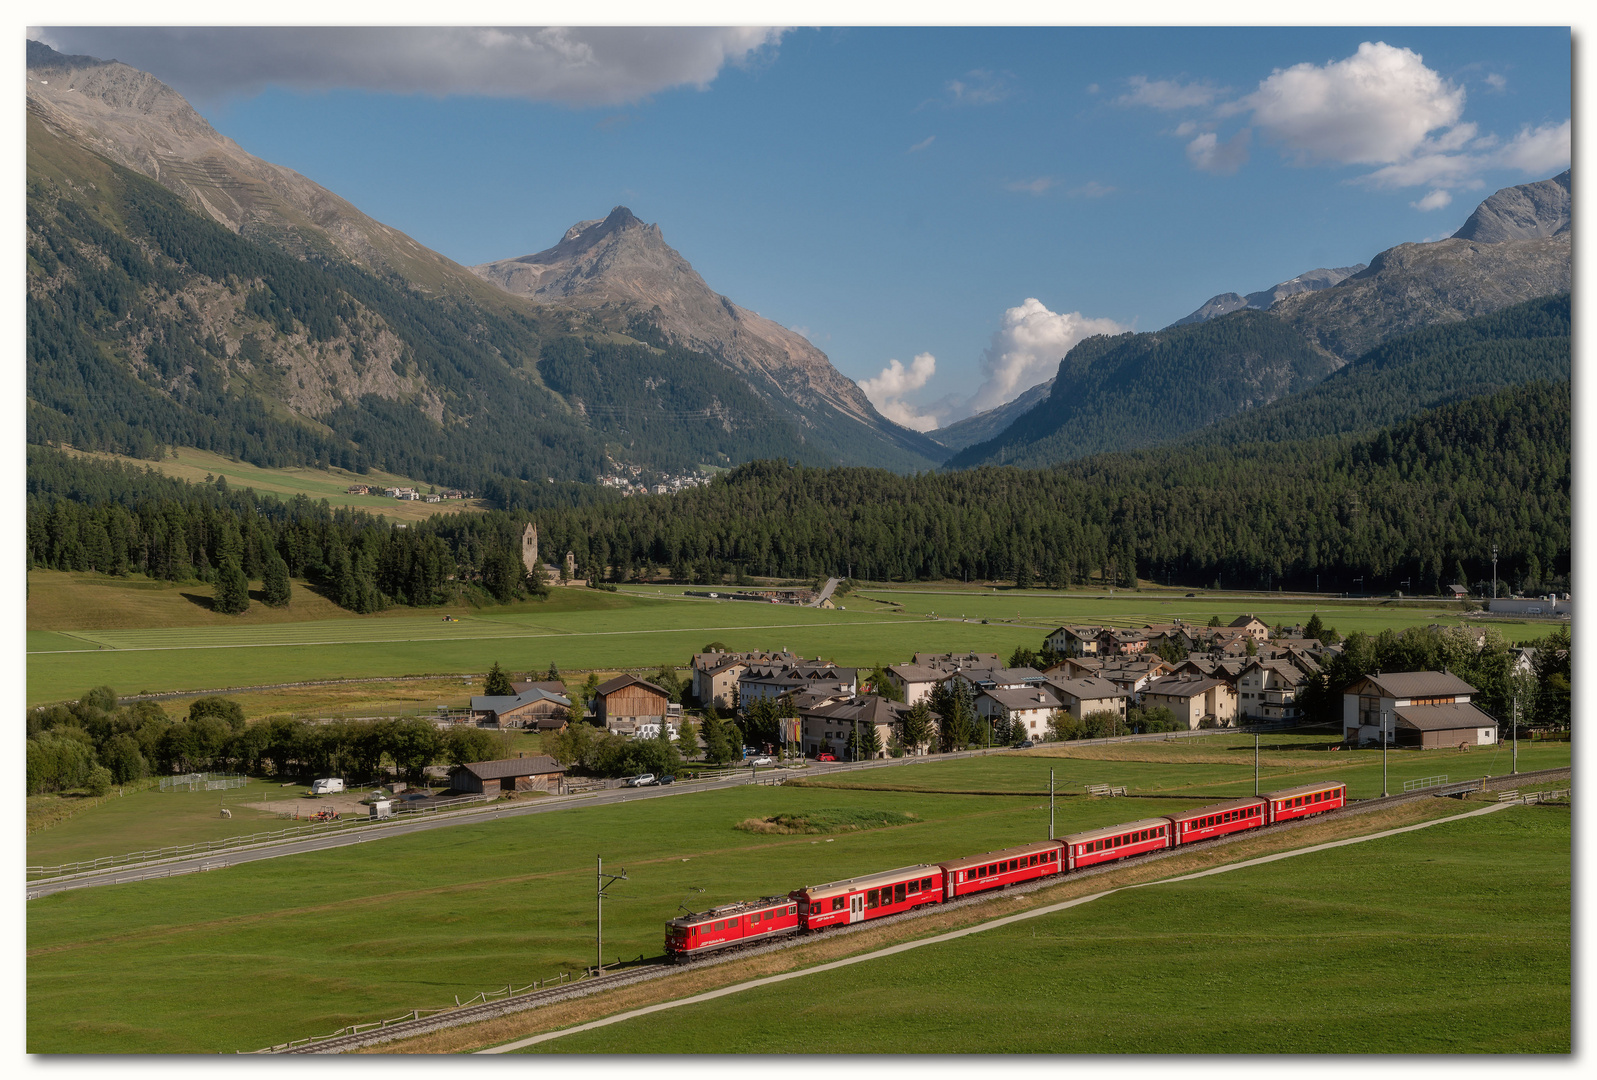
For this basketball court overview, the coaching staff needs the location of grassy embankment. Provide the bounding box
[26,742,1569,1053]
[58,444,488,522]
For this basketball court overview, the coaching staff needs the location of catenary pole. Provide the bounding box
[1049,769,1055,840]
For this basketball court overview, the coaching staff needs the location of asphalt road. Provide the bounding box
[25,728,1229,900]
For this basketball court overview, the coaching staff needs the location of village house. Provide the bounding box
[738,660,855,713]
[689,649,799,710]
[1342,671,1498,748]
[883,663,950,706]
[912,652,1001,670]
[1087,658,1172,702]
[975,685,1064,739]
[594,675,671,735]
[1044,627,1102,657]
[470,688,572,731]
[1236,659,1309,722]
[1042,676,1131,723]
[800,695,926,759]
[1098,628,1152,656]
[449,754,567,794]
[1141,673,1239,729]
[1228,615,1272,643]
[1041,656,1104,680]
[945,666,1047,696]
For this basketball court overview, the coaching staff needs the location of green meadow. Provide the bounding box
[521,803,1570,1054]
[27,572,1560,705]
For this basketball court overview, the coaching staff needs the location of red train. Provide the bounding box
[666,780,1345,959]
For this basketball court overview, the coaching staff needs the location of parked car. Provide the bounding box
[752,756,774,766]
[817,752,837,762]
[310,778,345,795]
[1016,740,1035,749]
[658,775,675,785]
[624,773,657,787]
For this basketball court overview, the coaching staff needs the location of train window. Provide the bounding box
[908,879,920,893]
[895,883,906,903]
[789,905,797,914]
[867,890,878,908]
[832,897,846,912]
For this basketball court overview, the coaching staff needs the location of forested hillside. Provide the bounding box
[30,382,1570,610]
[27,119,820,489]
[1184,293,1570,448]
[946,311,1338,469]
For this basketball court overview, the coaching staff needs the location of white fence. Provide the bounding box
[159,772,247,792]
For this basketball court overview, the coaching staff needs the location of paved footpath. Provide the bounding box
[480,800,1521,1053]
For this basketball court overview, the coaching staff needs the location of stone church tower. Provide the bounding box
[521,524,539,576]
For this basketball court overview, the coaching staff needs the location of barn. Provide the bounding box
[595,675,671,733]
[449,755,567,794]
[470,688,571,730]
[1342,671,1498,747]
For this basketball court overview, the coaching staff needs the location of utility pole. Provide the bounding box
[1254,734,1259,797]
[1492,546,1499,601]
[1512,692,1519,775]
[1381,710,1389,798]
[596,856,627,975]
[1049,769,1055,840]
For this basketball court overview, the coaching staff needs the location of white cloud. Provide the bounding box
[1117,75,1225,110]
[1006,177,1056,195]
[1485,73,1508,92]
[1242,41,1465,166]
[1497,119,1572,174]
[967,299,1128,415]
[1411,189,1452,211]
[34,26,786,105]
[946,69,1012,106]
[1068,181,1116,198]
[860,353,941,432]
[908,135,936,153]
[1186,129,1251,174]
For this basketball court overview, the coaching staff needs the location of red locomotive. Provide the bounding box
[666,781,1346,960]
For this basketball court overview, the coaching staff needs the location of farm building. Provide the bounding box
[1342,672,1499,748]
[595,675,671,732]
[449,755,567,794]
[470,688,571,730]
[1141,674,1239,728]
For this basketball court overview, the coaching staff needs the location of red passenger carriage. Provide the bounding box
[1263,781,1346,823]
[1061,817,1173,871]
[939,840,1065,898]
[1167,797,1267,847]
[791,864,943,930]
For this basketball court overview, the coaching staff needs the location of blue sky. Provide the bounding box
[34,24,1573,431]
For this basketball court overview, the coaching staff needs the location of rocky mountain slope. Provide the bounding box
[471,207,944,470]
[1170,264,1366,328]
[1452,169,1570,243]
[928,377,1055,453]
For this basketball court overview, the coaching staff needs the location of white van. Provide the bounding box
[310,778,345,795]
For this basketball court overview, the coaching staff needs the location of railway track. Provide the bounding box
[260,768,1571,1054]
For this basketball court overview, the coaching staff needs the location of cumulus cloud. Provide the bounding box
[1186,129,1251,174]
[1241,42,1465,166]
[32,26,786,105]
[860,353,941,432]
[967,299,1128,415]
[1498,119,1572,174]
[1117,75,1225,110]
[1411,189,1452,211]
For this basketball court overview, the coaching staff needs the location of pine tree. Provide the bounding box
[484,662,513,697]
[213,557,250,615]
[262,553,291,607]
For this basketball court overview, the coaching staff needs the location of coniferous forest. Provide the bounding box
[27,380,1571,608]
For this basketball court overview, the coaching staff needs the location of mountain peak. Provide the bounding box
[1452,170,1571,244]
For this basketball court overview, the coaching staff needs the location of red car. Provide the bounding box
[816,752,836,762]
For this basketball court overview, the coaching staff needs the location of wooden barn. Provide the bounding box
[594,675,671,732]
[449,755,567,794]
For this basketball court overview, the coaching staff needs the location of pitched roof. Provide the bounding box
[1356,671,1477,699]
[596,674,669,697]
[1394,702,1498,731]
[888,663,952,683]
[460,755,566,779]
[1044,676,1130,700]
[471,689,571,714]
[1143,675,1228,698]
[980,686,1064,711]
[511,680,568,696]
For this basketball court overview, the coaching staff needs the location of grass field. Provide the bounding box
[512,803,1570,1054]
[60,444,489,522]
[26,732,1569,1053]
[28,571,1559,705]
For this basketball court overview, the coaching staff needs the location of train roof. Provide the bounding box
[1166,796,1266,822]
[1060,817,1175,845]
[668,895,793,928]
[795,864,940,899]
[939,839,1063,872]
[1263,780,1347,800]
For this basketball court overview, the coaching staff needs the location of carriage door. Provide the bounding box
[849,893,864,924]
